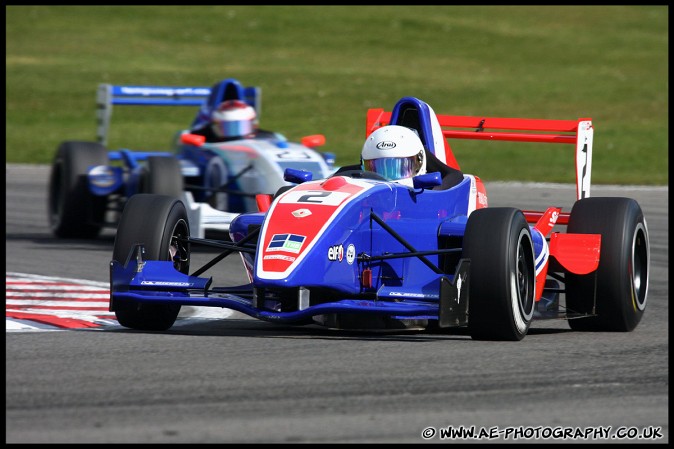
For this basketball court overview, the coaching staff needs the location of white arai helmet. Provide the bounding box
[210,100,258,140]
[361,125,427,186]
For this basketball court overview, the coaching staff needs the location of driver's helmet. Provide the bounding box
[211,100,257,139]
[361,125,427,186]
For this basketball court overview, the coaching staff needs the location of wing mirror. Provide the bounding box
[300,134,326,148]
[180,133,206,147]
[284,168,313,184]
[413,172,442,190]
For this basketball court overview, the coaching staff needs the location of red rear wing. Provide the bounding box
[366,108,594,201]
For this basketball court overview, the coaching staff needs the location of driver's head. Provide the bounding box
[361,125,427,186]
[211,100,257,140]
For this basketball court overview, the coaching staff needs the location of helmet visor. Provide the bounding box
[362,155,421,181]
[214,119,255,138]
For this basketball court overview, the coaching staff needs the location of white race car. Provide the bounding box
[48,78,337,239]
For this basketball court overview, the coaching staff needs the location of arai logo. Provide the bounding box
[376,141,396,150]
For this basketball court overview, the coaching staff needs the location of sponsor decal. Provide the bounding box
[388,292,427,298]
[327,244,344,262]
[292,208,312,218]
[267,234,306,254]
[346,244,356,265]
[89,165,116,188]
[280,190,350,206]
[549,210,559,227]
[120,86,210,97]
[263,254,297,262]
[275,150,311,160]
[376,141,396,150]
[456,272,467,304]
[140,281,192,286]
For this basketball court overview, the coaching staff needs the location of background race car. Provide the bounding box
[47,78,337,239]
[109,96,649,341]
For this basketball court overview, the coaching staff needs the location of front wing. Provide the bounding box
[109,244,470,326]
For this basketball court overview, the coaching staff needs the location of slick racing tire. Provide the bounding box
[48,141,109,238]
[565,197,649,332]
[142,156,184,198]
[204,157,229,210]
[112,194,190,331]
[464,207,536,341]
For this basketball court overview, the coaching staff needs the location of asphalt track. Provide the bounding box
[5,164,669,443]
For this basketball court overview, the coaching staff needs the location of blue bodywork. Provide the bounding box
[110,174,480,325]
[82,78,336,225]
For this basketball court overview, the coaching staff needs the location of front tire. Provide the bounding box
[48,141,108,238]
[112,194,190,331]
[464,208,536,341]
[565,197,649,332]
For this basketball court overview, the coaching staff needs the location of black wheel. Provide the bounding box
[204,157,229,210]
[112,194,190,331]
[142,156,184,197]
[464,208,536,341]
[565,197,649,332]
[48,141,108,238]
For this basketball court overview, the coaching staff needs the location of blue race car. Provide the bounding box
[109,96,650,340]
[48,78,336,239]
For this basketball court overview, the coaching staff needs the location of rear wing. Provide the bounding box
[96,79,261,146]
[366,108,594,201]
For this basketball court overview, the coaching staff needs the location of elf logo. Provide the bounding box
[327,244,344,262]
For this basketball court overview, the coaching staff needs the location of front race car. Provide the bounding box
[109,95,649,341]
[110,172,484,333]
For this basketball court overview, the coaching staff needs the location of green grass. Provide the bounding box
[6,5,668,185]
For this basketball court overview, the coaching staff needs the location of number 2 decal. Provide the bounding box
[279,190,350,206]
[297,191,331,203]
[276,150,311,160]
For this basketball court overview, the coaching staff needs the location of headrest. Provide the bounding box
[389,97,449,166]
[191,78,246,130]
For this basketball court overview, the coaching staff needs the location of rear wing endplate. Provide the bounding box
[96,81,261,146]
[367,109,594,200]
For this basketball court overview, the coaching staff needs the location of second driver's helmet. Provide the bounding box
[211,100,258,140]
[361,125,427,186]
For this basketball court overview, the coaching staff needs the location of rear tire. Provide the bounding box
[142,156,184,197]
[48,141,108,238]
[464,208,536,341]
[565,197,649,331]
[204,157,229,210]
[112,194,190,331]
